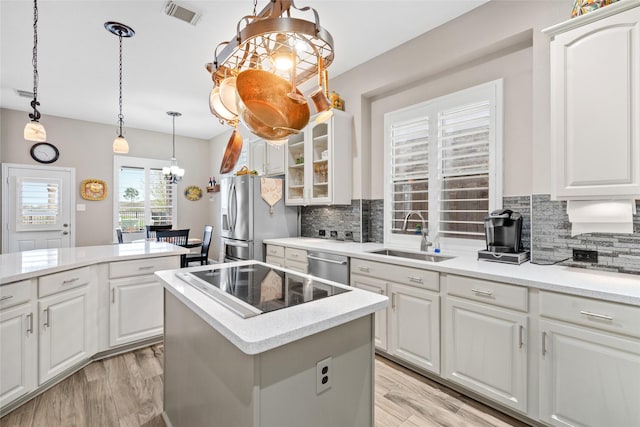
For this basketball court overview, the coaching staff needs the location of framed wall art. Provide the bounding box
[81,179,107,201]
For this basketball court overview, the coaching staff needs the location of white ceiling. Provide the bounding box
[0,0,488,140]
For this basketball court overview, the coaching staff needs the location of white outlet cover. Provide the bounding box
[316,357,332,395]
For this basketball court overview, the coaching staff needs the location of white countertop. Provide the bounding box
[0,242,189,284]
[156,260,388,355]
[264,238,640,306]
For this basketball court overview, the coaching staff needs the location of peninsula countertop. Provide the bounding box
[156,260,389,355]
[264,237,640,306]
[0,242,189,285]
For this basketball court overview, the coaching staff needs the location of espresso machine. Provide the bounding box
[478,209,530,264]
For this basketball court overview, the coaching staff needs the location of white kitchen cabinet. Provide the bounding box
[108,256,178,347]
[389,283,440,374]
[539,291,640,427]
[250,139,285,177]
[0,279,36,408]
[545,2,640,199]
[284,247,308,273]
[285,110,352,206]
[265,244,285,267]
[351,275,388,351]
[38,284,96,384]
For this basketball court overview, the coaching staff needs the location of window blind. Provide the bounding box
[19,180,59,227]
[150,168,174,225]
[437,101,491,239]
[390,117,429,234]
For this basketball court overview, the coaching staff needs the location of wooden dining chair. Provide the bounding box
[146,224,172,240]
[184,225,214,266]
[116,228,124,244]
[156,229,190,246]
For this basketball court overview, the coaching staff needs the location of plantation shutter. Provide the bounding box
[150,168,174,225]
[17,178,60,229]
[437,101,491,239]
[390,117,429,234]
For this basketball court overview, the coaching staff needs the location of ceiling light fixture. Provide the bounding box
[163,111,185,184]
[105,21,135,154]
[24,0,46,142]
[207,0,334,97]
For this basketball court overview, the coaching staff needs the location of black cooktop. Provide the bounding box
[177,263,350,318]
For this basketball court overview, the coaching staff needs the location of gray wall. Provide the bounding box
[1,108,211,247]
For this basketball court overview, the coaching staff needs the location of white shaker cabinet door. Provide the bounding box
[38,285,96,384]
[0,303,36,407]
[444,296,528,413]
[550,6,640,199]
[351,275,388,351]
[539,319,640,427]
[389,283,440,374]
[109,275,164,347]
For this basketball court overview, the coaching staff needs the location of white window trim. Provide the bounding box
[383,79,503,253]
[113,156,178,236]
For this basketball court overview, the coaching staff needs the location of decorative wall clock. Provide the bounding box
[81,179,107,201]
[184,185,203,201]
[30,142,59,164]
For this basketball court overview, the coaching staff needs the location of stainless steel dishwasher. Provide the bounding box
[307,251,350,285]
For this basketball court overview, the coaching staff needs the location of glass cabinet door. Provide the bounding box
[285,132,305,205]
[309,120,331,203]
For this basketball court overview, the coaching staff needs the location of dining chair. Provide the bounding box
[156,229,190,246]
[184,225,214,266]
[146,224,172,240]
[116,228,124,244]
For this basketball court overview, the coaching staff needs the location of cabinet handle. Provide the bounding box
[0,295,13,302]
[392,293,396,309]
[138,266,155,270]
[519,325,524,349]
[27,313,34,333]
[359,266,370,273]
[542,331,547,356]
[112,288,116,304]
[407,275,422,284]
[379,289,385,295]
[471,288,493,296]
[579,310,613,321]
[62,277,79,284]
[43,308,50,328]
[290,253,299,258]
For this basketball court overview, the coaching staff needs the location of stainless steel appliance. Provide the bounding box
[175,262,350,318]
[307,251,350,285]
[221,175,298,262]
[478,209,530,264]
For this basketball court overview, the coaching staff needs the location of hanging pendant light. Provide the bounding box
[24,0,46,142]
[105,21,135,154]
[163,111,185,184]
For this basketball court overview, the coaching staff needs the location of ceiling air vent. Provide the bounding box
[16,89,34,98]
[164,1,201,26]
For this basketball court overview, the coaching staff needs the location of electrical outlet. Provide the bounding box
[330,230,338,239]
[344,231,353,240]
[319,229,326,237]
[316,357,332,395]
[573,249,598,263]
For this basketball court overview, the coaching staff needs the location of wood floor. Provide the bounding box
[1,345,529,427]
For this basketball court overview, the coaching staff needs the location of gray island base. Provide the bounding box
[163,291,376,427]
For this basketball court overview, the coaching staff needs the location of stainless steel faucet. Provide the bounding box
[402,211,432,251]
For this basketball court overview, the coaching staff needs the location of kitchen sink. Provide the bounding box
[367,249,455,262]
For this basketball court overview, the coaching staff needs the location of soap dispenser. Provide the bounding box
[433,233,441,253]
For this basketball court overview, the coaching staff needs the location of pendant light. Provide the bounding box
[24,0,46,142]
[105,21,135,154]
[163,111,185,184]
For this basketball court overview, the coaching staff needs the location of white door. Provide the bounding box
[2,163,75,253]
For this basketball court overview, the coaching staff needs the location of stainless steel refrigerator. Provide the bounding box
[221,175,298,262]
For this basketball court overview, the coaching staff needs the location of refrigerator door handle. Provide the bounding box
[224,239,249,248]
[230,182,238,232]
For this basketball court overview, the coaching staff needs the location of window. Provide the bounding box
[113,156,177,233]
[16,178,61,230]
[384,80,503,249]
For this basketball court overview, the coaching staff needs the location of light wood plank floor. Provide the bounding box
[1,345,529,427]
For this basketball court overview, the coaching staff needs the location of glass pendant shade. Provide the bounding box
[24,121,47,142]
[163,111,184,183]
[113,135,129,154]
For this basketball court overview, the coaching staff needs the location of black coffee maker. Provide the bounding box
[478,209,529,264]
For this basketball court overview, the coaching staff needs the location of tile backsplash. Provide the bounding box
[300,195,640,274]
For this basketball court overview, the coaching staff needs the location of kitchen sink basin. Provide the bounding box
[367,249,454,262]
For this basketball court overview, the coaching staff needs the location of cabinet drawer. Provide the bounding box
[540,291,640,338]
[39,267,93,298]
[265,255,284,268]
[0,280,33,309]
[446,274,527,312]
[285,247,307,264]
[351,258,439,291]
[266,245,285,258]
[286,259,308,274]
[109,256,179,279]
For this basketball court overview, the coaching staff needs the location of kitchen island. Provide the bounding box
[156,260,388,427]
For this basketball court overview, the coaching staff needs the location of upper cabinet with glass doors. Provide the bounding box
[285,110,353,206]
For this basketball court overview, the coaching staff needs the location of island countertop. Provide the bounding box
[0,242,189,285]
[156,260,389,355]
